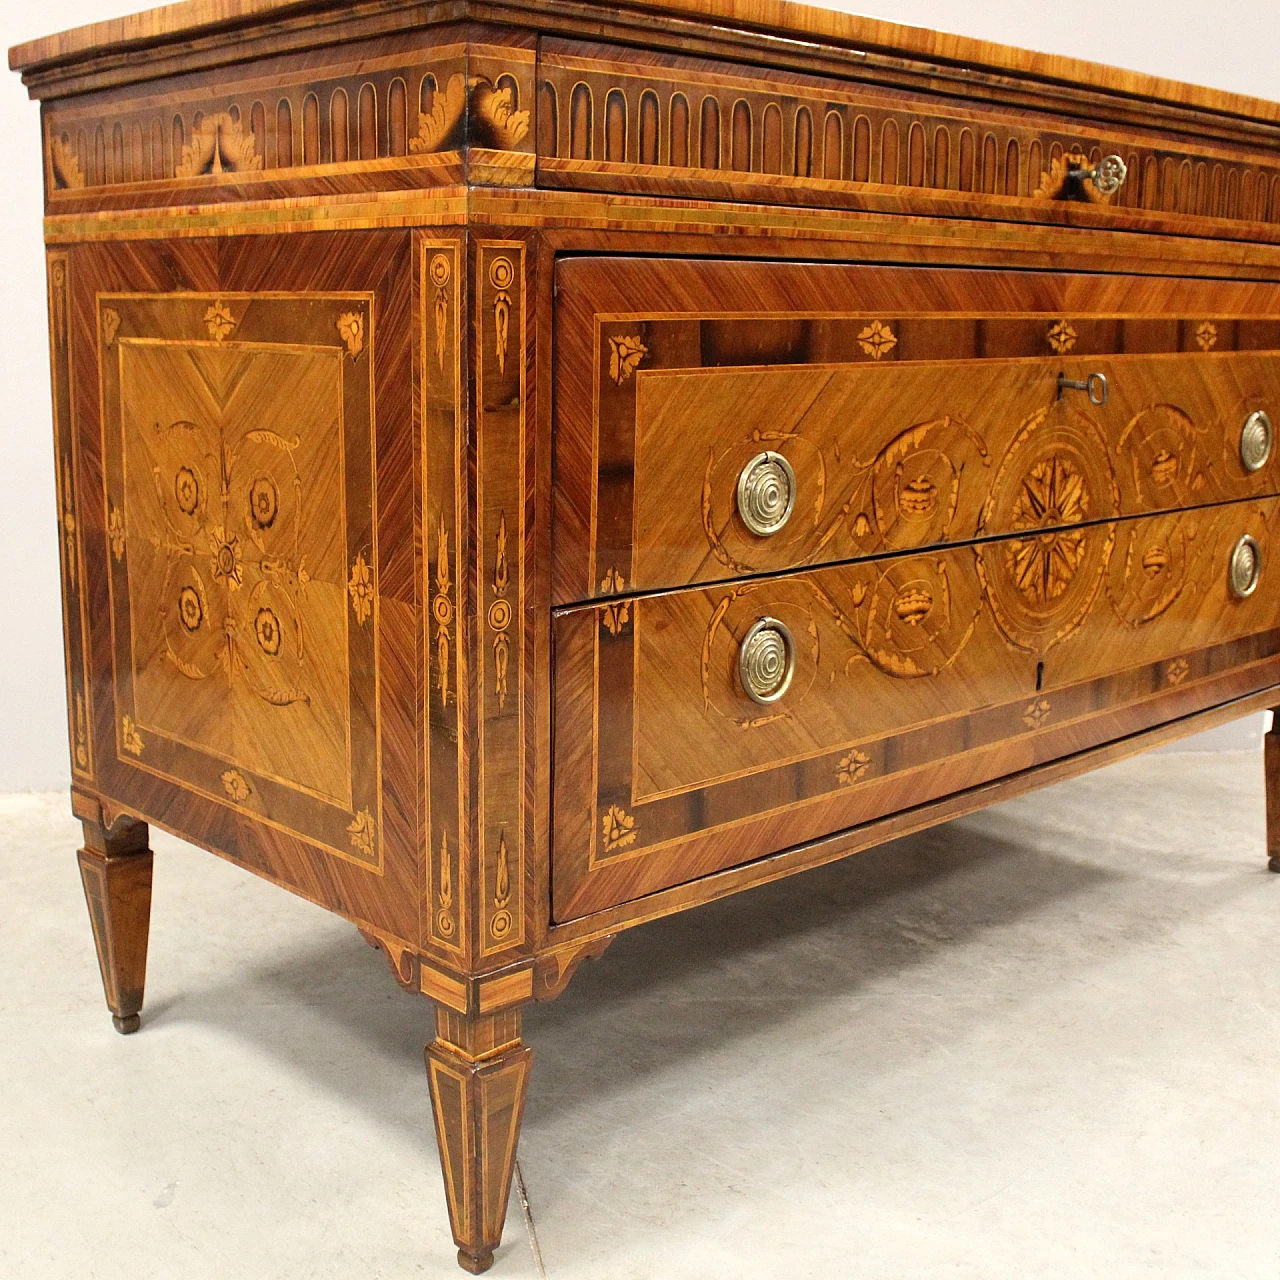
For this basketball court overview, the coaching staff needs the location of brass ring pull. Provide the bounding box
[737,451,796,537]
[1070,154,1129,195]
[739,617,795,705]
[1241,411,1273,473]
[1229,534,1261,599]
[1058,372,1109,406]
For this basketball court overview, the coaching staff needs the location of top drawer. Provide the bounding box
[552,258,1280,604]
[538,37,1280,240]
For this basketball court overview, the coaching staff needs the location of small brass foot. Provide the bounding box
[457,1247,494,1274]
[113,1013,141,1035]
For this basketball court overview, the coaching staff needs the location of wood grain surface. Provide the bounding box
[15,1,1280,1271]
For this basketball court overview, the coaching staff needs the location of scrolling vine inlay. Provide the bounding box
[100,292,381,867]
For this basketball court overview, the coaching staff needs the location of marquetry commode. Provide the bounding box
[13,0,1280,1270]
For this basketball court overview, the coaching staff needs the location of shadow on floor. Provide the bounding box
[147,808,1127,1140]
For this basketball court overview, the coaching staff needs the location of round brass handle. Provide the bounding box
[739,617,795,705]
[737,451,796,537]
[1230,534,1261,599]
[1241,411,1273,473]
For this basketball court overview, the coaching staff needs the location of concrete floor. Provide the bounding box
[3,752,1280,1279]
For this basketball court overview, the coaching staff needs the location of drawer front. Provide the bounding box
[552,496,1280,919]
[553,257,1280,604]
[539,37,1280,240]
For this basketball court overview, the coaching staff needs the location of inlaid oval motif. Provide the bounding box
[255,607,282,656]
[178,585,204,633]
[869,420,982,553]
[175,465,201,516]
[1108,516,1191,626]
[1117,404,1213,510]
[976,404,1118,654]
[249,475,278,529]
[865,556,980,677]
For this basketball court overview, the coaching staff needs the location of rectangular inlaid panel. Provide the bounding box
[552,256,1280,605]
[100,291,381,869]
[552,496,1280,917]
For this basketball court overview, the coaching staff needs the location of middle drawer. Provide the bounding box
[633,349,1279,592]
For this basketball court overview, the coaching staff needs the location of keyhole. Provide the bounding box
[1036,661,1045,692]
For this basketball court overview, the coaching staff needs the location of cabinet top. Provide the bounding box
[9,0,1280,126]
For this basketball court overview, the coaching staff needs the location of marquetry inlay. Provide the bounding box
[43,46,536,194]
[99,290,381,869]
[540,38,1280,229]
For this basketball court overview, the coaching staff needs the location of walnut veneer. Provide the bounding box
[12,0,1280,1270]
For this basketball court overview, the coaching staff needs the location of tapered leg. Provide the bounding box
[426,1008,532,1274]
[77,808,153,1034]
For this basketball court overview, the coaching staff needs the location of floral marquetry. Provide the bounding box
[1046,319,1077,354]
[99,291,382,869]
[608,335,649,385]
[857,320,898,360]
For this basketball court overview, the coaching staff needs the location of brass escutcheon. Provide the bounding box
[1229,534,1261,599]
[739,616,795,705]
[737,451,796,537]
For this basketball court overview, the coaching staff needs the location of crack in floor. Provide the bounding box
[515,1159,547,1279]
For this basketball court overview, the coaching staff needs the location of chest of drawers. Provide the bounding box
[11,0,1280,1271]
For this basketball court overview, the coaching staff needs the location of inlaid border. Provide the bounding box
[47,250,94,783]
[423,235,467,954]
[477,239,527,958]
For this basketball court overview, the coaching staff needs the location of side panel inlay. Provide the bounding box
[100,291,382,869]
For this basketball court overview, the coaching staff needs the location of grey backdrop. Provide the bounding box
[2,0,1275,791]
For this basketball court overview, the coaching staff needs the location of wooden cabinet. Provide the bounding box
[12,0,1280,1272]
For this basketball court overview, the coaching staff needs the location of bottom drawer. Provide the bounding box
[552,498,1280,919]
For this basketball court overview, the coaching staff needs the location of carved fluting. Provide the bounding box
[45,60,536,191]
[538,53,1280,226]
